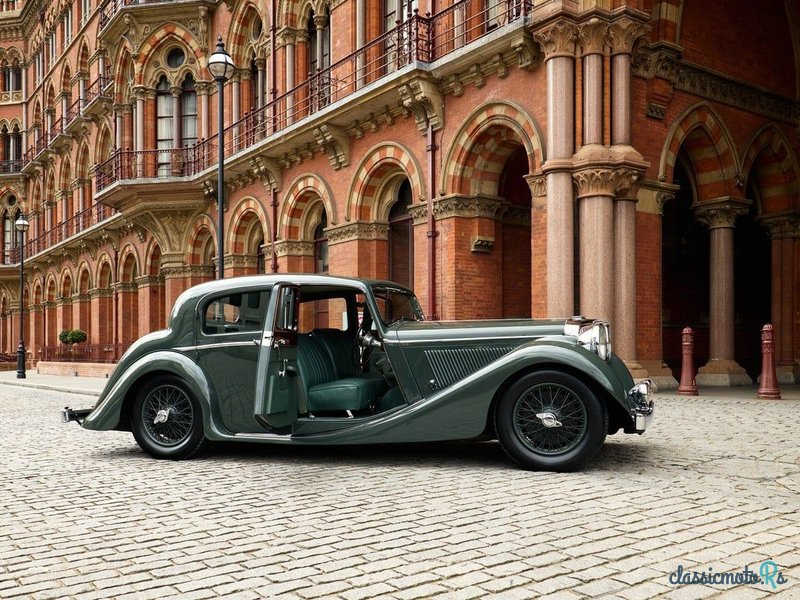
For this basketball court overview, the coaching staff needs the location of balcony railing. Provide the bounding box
[96,0,529,192]
[66,97,84,125]
[99,0,177,30]
[0,203,116,265]
[40,343,131,363]
[0,159,22,174]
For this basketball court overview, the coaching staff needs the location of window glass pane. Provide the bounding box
[202,291,269,335]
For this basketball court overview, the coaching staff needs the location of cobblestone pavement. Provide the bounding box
[1,385,798,600]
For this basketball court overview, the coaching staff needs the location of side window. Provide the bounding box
[202,291,269,335]
[298,296,350,333]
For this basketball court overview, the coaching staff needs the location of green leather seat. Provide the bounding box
[297,331,386,413]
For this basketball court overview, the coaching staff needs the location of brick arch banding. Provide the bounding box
[280,174,337,240]
[118,245,142,282]
[347,142,424,222]
[187,214,217,265]
[227,2,269,65]
[741,124,800,214]
[228,197,270,254]
[442,101,544,196]
[59,268,74,298]
[659,103,740,201]
[76,263,92,294]
[135,24,206,85]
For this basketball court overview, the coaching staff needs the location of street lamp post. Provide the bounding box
[15,214,29,379]
[207,34,235,280]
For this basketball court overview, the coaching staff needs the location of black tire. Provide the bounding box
[131,375,206,460]
[495,370,607,472]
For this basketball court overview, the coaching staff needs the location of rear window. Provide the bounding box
[202,291,269,335]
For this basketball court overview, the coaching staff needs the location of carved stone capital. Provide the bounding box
[533,20,578,60]
[312,124,350,170]
[88,287,113,298]
[223,254,258,268]
[524,174,547,198]
[397,77,444,133]
[433,195,504,220]
[759,212,799,239]
[577,18,608,56]
[325,222,389,245]
[693,197,751,229]
[115,282,138,293]
[408,203,428,226]
[135,275,165,286]
[274,240,314,257]
[607,16,650,55]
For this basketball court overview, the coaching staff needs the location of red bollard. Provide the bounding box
[677,327,699,396]
[757,324,781,399]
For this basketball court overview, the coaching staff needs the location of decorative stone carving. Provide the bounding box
[312,124,350,170]
[607,16,650,55]
[471,236,494,253]
[655,191,675,215]
[573,167,644,199]
[274,240,314,257]
[121,14,142,58]
[524,174,547,198]
[693,197,751,229]
[759,212,799,239]
[135,275,165,286]
[510,30,540,71]
[432,195,503,220]
[325,222,389,245]
[577,18,608,56]
[222,254,258,268]
[197,6,209,52]
[134,208,203,255]
[533,20,578,60]
[397,77,444,132]
[251,156,281,191]
[408,203,428,226]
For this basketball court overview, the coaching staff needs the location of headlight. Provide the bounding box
[565,317,612,362]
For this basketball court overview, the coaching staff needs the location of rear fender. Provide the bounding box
[81,351,228,438]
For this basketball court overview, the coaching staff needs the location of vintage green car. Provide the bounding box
[63,274,653,471]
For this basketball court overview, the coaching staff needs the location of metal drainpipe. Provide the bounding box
[271,187,278,272]
[426,123,438,320]
[112,246,118,360]
[270,0,279,274]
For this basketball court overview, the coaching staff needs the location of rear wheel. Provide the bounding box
[495,370,607,471]
[131,376,205,460]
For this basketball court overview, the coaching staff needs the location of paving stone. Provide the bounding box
[1,386,800,600]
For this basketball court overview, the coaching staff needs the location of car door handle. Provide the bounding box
[253,338,261,346]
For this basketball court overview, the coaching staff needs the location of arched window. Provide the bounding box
[155,76,173,175]
[181,75,197,147]
[12,125,21,162]
[388,180,413,287]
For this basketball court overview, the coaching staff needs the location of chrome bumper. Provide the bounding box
[628,380,655,433]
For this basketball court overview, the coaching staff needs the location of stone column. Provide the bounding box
[171,86,181,147]
[113,103,125,148]
[761,214,798,383]
[574,168,615,322]
[578,19,606,146]
[694,197,752,386]
[134,87,145,177]
[196,82,210,141]
[283,32,296,121]
[534,20,577,318]
[256,58,266,109]
[608,17,645,145]
[356,0,365,87]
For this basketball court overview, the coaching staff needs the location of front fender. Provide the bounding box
[81,350,228,438]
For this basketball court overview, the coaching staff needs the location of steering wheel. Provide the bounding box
[357,308,379,368]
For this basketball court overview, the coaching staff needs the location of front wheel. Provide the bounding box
[131,376,206,460]
[495,370,607,472]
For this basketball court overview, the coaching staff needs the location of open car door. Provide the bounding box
[254,284,302,430]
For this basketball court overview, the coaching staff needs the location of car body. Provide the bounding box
[63,274,653,471]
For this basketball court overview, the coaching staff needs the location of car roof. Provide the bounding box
[178,274,410,300]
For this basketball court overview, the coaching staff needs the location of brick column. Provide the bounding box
[534,20,577,318]
[326,222,390,279]
[56,295,72,337]
[88,288,112,347]
[71,293,90,341]
[525,174,547,318]
[135,275,165,337]
[694,197,752,386]
[274,240,314,273]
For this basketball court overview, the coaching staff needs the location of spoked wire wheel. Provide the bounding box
[132,376,205,460]
[141,384,195,447]
[495,370,607,471]
[513,383,588,455]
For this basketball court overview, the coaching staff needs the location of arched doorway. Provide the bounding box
[662,156,710,376]
[499,145,532,318]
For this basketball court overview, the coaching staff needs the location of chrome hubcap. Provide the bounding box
[535,412,562,428]
[153,408,170,425]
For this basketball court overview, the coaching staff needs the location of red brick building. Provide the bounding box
[0,0,796,386]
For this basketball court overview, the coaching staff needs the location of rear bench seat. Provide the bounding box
[297,329,387,414]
